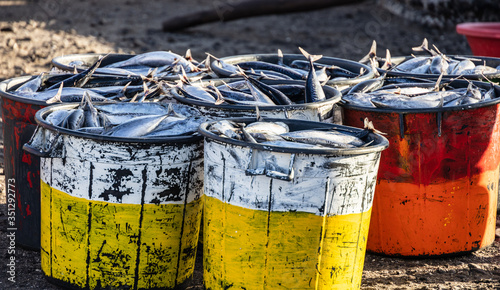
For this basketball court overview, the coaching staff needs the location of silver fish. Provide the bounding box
[104,114,169,138]
[15,74,43,94]
[280,130,365,148]
[244,121,289,135]
[394,56,431,72]
[450,59,475,75]
[342,93,377,108]
[105,51,196,72]
[45,110,72,127]
[209,120,241,140]
[299,47,326,103]
[95,102,171,115]
[370,94,442,109]
[63,109,85,130]
[429,55,449,74]
[144,116,208,137]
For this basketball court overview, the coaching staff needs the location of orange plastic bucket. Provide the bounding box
[342,79,500,257]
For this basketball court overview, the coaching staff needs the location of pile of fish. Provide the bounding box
[208,119,376,149]
[211,47,364,82]
[177,48,338,106]
[43,96,207,138]
[66,50,209,80]
[361,39,500,75]
[176,76,331,106]
[343,75,498,109]
[9,50,211,104]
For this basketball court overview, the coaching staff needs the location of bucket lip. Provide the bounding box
[210,53,375,86]
[340,78,500,113]
[171,78,342,110]
[0,76,50,106]
[34,103,203,144]
[199,117,389,155]
[377,55,500,79]
[456,22,500,39]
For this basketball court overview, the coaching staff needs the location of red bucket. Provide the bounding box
[456,22,500,57]
[0,76,47,250]
[342,79,500,257]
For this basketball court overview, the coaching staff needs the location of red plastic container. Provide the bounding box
[456,22,500,57]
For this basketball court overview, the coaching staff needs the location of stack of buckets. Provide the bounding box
[0,45,498,290]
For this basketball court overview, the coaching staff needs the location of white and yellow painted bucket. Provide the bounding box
[199,118,389,290]
[24,103,204,290]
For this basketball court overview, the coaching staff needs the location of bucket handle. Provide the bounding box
[245,150,295,181]
[23,126,62,158]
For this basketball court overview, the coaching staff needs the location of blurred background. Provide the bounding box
[1,0,498,81]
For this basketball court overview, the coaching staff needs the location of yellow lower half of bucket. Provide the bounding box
[203,196,372,290]
[40,180,202,289]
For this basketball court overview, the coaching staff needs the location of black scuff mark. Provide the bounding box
[99,168,134,202]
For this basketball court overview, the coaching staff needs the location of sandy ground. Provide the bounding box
[0,0,499,289]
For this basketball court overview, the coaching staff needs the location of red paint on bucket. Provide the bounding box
[343,88,500,256]
[457,22,500,57]
[22,151,32,165]
[0,77,46,250]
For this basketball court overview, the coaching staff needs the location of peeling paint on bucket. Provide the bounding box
[0,76,48,250]
[342,79,500,257]
[199,118,389,289]
[24,103,204,289]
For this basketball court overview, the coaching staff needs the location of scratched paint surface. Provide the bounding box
[343,103,500,256]
[1,96,45,249]
[38,133,203,289]
[203,138,383,289]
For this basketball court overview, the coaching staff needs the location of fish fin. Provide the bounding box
[205,52,221,63]
[370,57,380,77]
[75,54,107,88]
[412,38,437,56]
[412,38,428,52]
[381,49,392,70]
[277,49,284,66]
[212,86,225,105]
[185,49,193,61]
[129,92,139,102]
[363,118,386,135]
[177,66,191,84]
[46,82,64,104]
[433,73,444,91]
[255,104,262,122]
[359,40,377,64]
[298,47,322,63]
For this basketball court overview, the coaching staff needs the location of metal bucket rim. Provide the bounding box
[340,79,500,114]
[34,103,203,144]
[172,79,342,110]
[210,53,375,86]
[377,55,500,79]
[0,76,50,106]
[199,117,389,155]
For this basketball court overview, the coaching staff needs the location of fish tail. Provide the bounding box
[299,47,322,63]
[359,40,377,64]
